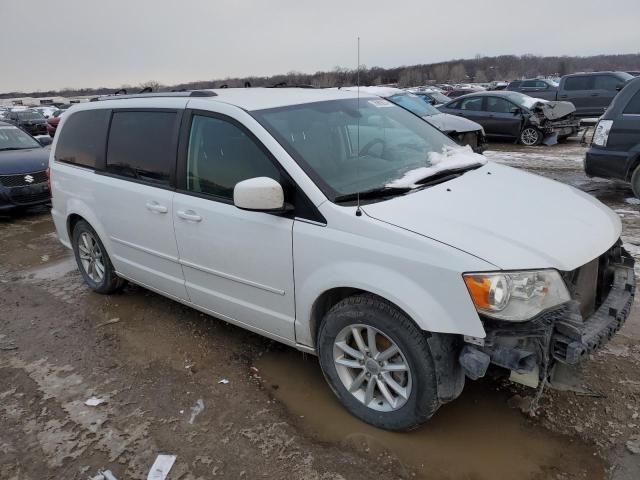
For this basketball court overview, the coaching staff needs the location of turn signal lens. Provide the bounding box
[464,274,510,312]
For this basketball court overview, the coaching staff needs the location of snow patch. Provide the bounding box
[624,197,640,205]
[386,145,486,188]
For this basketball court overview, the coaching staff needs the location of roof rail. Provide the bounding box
[90,90,217,102]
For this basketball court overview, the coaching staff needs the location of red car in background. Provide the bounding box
[46,109,68,137]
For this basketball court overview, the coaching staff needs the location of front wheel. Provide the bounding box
[317,294,441,430]
[519,127,543,146]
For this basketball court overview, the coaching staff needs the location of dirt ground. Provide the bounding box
[1,137,639,480]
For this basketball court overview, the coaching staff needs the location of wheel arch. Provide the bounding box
[63,200,114,258]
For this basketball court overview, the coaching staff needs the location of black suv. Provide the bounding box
[4,110,48,136]
[584,77,640,196]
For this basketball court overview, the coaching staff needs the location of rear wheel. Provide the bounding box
[519,127,543,146]
[631,166,640,199]
[72,220,125,294]
[317,294,441,430]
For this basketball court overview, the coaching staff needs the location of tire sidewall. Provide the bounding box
[631,166,640,199]
[317,298,439,430]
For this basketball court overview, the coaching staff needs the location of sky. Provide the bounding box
[1,0,639,93]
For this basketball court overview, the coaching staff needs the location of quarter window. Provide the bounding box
[55,109,110,168]
[623,91,640,114]
[106,111,178,186]
[186,114,280,200]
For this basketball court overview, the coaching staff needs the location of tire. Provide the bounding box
[71,220,125,294]
[631,166,640,199]
[519,126,543,146]
[317,294,441,431]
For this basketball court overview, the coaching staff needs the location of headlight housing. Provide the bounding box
[592,120,613,147]
[463,270,570,322]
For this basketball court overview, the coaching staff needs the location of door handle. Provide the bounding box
[177,209,202,222]
[591,93,599,97]
[559,94,568,98]
[145,201,168,214]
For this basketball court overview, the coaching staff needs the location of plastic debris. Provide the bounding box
[89,470,118,480]
[95,318,121,329]
[147,454,176,480]
[85,397,106,407]
[189,399,204,424]
[218,378,230,384]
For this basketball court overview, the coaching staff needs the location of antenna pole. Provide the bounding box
[356,37,362,217]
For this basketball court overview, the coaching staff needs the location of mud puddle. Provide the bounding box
[258,349,605,480]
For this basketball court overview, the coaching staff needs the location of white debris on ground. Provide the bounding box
[85,397,106,407]
[188,399,204,424]
[387,145,486,188]
[147,454,177,480]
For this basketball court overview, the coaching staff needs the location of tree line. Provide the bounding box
[3,53,639,99]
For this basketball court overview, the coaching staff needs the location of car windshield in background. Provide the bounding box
[17,111,45,121]
[387,93,441,117]
[0,126,41,150]
[253,97,468,201]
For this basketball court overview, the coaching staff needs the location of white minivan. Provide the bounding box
[49,89,635,430]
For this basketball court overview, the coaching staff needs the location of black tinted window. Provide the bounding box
[106,111,177,186]
[594,75,621,91]
[187,115,280,200]
[447,100,461,109]
[623,90,640,114]
[55,109,110,168]
[522,81,537,88]
[563,76,593,91]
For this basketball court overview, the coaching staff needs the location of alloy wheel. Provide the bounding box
[521,127,540,146]
[78,232,105,283]
[333,324,412,412]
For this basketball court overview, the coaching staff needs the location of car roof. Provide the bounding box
[88,88,378,112]
[340,86,404,98]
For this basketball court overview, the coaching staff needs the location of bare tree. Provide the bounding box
[449,64,468,83]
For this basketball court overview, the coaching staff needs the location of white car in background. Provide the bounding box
[49,88,634,430]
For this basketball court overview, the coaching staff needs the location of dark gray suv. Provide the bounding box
[584,77,640,197]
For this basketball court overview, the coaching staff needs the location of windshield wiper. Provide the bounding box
[0,147,27,151]
[414,164,483,186]
[334,186,412,203]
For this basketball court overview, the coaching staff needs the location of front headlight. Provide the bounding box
[592,120,612,147]
[463,270,570,322]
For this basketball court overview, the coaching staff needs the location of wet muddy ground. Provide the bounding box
[1,138,640,479]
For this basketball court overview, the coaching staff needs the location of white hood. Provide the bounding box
[363,162,621,271]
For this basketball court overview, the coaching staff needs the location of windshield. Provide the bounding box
[387,93,441,117]
[0,126,41,150]
[17,111,45,121]
[252,98,483,201]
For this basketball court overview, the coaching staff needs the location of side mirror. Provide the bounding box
[37,136,52,146]
[510,107,521,115]
[233,177,288,213]
[615,83,625,91]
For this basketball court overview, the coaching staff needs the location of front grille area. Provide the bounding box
[0,171,47,187]
[8,187,50,205]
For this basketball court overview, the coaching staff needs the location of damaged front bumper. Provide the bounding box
[448,130,487,153]
[459,244,635,386]
[530,100,580,145]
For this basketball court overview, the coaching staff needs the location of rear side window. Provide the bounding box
[521,80,537,88]
[563,76,593,91]
[486,97,514,113]
[106,111,177,186]
[623,90,640,114]
[55,109,110,168]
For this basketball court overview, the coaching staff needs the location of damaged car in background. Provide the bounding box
[341,86,487,152]
[437,91,580,146]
